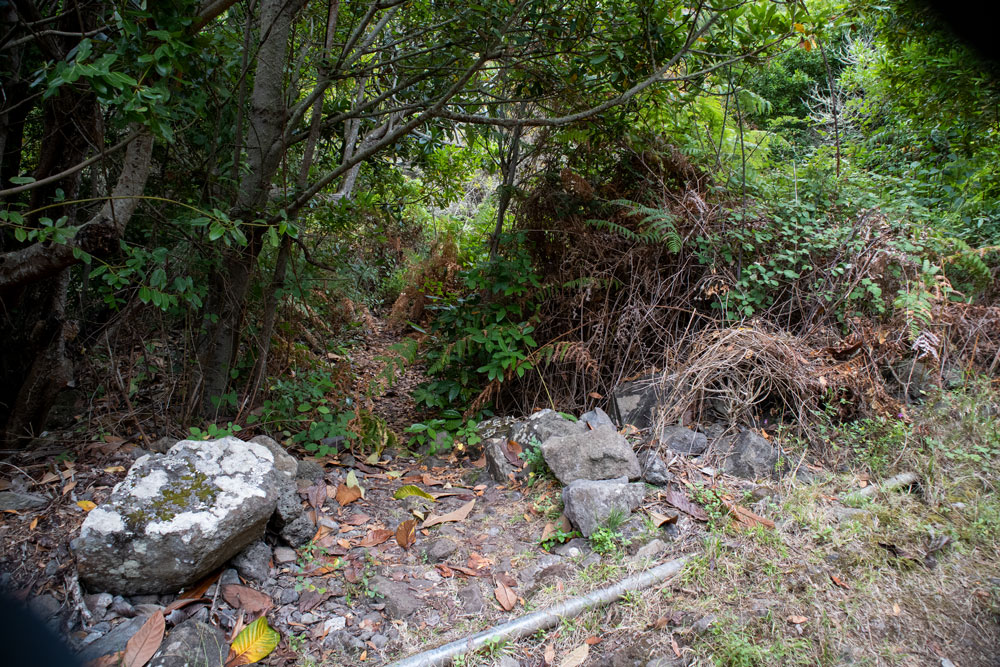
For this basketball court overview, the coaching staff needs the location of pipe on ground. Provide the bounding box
[385,555,691,667]
[843,471,920,502]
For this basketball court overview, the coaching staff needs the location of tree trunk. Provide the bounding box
[197,0,305,417]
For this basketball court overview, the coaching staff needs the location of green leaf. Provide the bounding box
[8,176,35,185]
[393,484,436,501]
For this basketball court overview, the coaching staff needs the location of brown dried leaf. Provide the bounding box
[396,519,416,549]
[584,635,601,645]
[467,552,492,572]
[786,615,808,624]
[221,585,272,614]
[435,564,454,578]
[502,440,524,468]
[543,643,556,665]
[306,481,326,510]
[540,522,555,542]
[495,572,517,588]
[559,643,590,667]
[670,636,681,658]
[449,565,481,577]
[342,513,371,526]
[421,499,475,528]
[664,490,708,521]
[494,581,517,611]
[123,610,165,667]
[335,483,362,506]
[359,529,394,548]
[830,574,850,590]
[179,570,221,599]
[648,510,678,527]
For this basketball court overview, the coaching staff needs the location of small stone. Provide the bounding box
[0,491,48,511]
[230,540,272,583]
[148,437,177,454]
[580,407,615,429]
[325,616,347,632]
[28,594,61,620]
[370,633,389,649]
[296,459,324,481]
[632,539,667,562]
[300,612,317,624]
[148,619,227,667]
[276,587,299,605]
[76,615,148,663]
[497,657,519,667]
[279,514,316,548]
[637,451,673,486]
[372,576,421,619]
[553,538,590,558]
[656,426,708,455]
[274,546,298,564]
[218,568,241,586]
[693,614,716,634]
[84,593,113,617]
[421,538,457,563]
[457,584,485,614]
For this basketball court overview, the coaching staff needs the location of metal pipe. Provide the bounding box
[385,555,692,667]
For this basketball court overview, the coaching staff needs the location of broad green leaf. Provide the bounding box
[227,616,279,665]
[393,485,435,501]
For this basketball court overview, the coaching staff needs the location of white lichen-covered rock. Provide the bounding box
[74,437,280,595]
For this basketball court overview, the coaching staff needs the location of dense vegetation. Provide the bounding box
[1,0,997,453]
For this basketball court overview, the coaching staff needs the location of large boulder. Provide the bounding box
[607,373,669,429]
[541,424,640,484]
[562,477,647,537]
[509,409,586,448]
[74,437,281,595]
[719,430,783,479]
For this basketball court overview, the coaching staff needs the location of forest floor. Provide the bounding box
[0,318,998,667]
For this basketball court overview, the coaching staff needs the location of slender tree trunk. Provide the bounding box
[198,0,305,417]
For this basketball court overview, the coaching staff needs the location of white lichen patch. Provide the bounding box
[129,469,168,499]
[145,510,223,542]
[81,508,126,535]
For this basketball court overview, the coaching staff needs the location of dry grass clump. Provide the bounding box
[387,236,461,329]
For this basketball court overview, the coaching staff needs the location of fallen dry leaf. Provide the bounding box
[648,510,678,527]
[449,565,481,577]
[77,500,97,511]
[337,539,351,550]
[421,499,475,529]
[559,643,590,667]
[467,552,492,572]
[396,519,416,549]
[544,643,556,665]
[541,522,556,542]
[29,517,38,531]
[179,570,221,599]
[664,489,709,521]
[123,609,165,667]
[335,483,362,506]
[830,574,850,589]
[891,603,901,616]
[342,513,371,526]
[494,581,517,611]
[221,585,272,614]
[435,564,454,578]
[305,481,326,509]
[670,636,681,658]
[62,480,77,495]
[787,615,808,624]
[584,635,601,645]
[359,529,394,548]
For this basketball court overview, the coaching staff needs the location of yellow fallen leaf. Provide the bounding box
[226,616,280,666]
[77,500,97,511]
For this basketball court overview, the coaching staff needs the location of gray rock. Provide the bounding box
[274,546,297,563]
[372,576,421,619]
[296,458,324,481]
[218,568,241,587]
[484,437,517,484]
[608,373,669,429]
[719,429,783,479]
[657,425,707,455]
[28,594,61,619]
[84,592,113,618]
[149,619,227,667]
[370,633,389,649]
[230,540,272,582]
[422,538,457,563]
[637,450,673,486]
[456,584,485,614]
[75,614,148,663]
[693,614,716,634]
[476,416,517,441]
[509,409,586,448]
[552,538,590,558]
[497,657,520,667]
[0,491,48,510]
[541,424,640,484]
[562,477,647,537]
[74,437,281,595]
[580,407,615,429]
[149,437,178,454]
[632,539,667,563]
[280,514,316,548]
[250,435,297,481]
